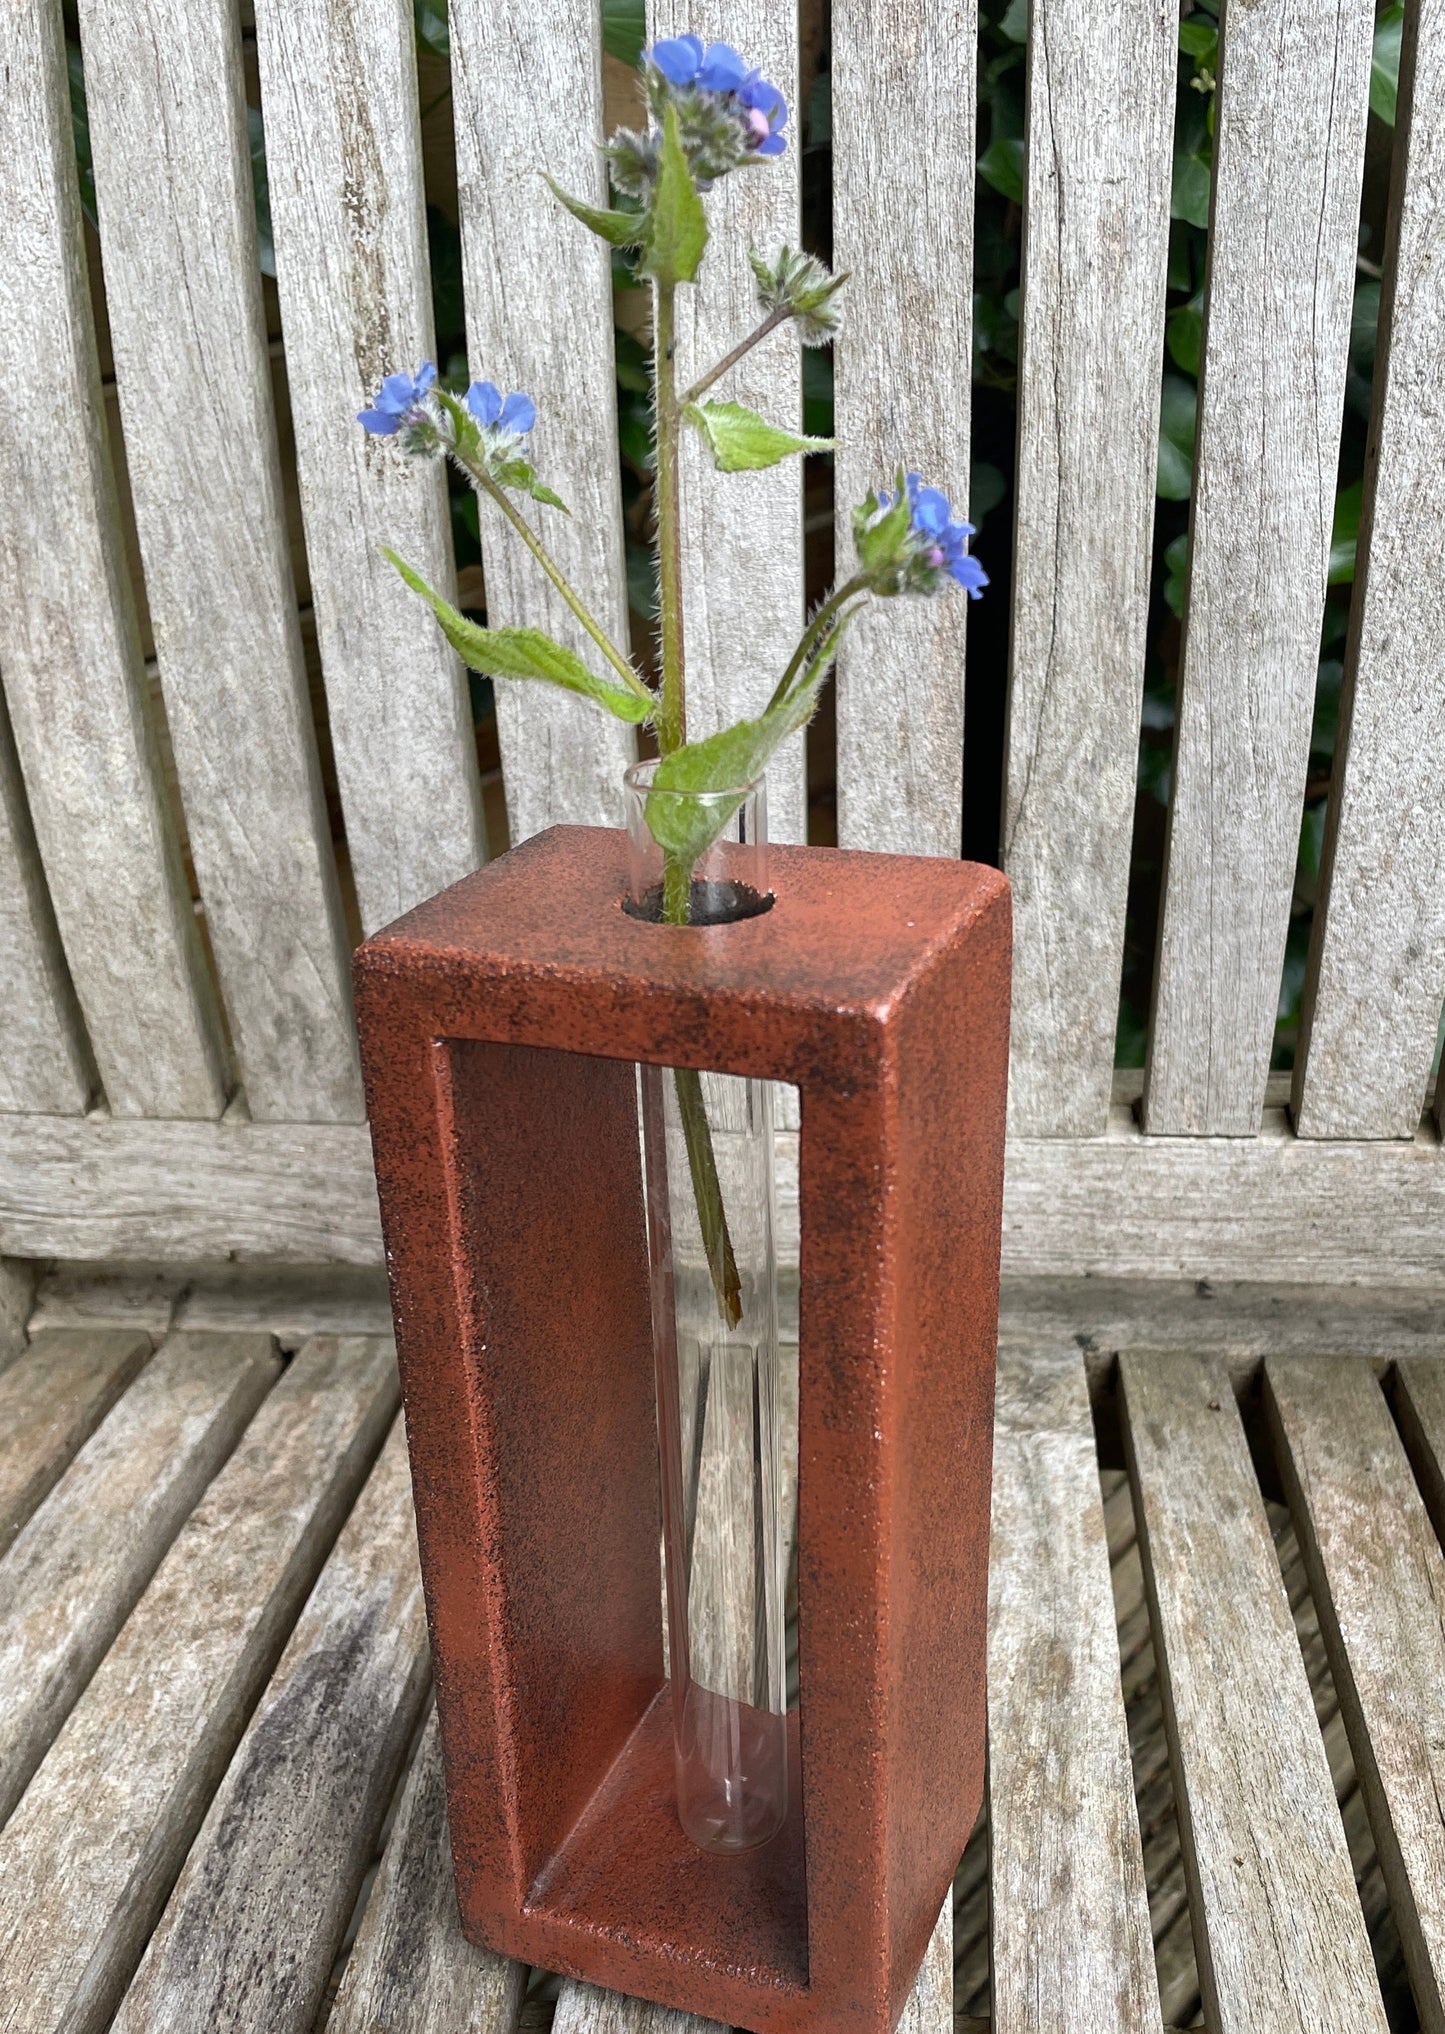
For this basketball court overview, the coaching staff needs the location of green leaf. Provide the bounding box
[646,621,851,862]
[414,0,450,57]
[492,458,571,513]
[853,482,912,574]
[1162,531,1190,617]
[1166,292,1205,376]
[383,550,652,722]
[1171,151,1212,228]
[978,135,1026,205]
[544,174,645,248]
[999,0,1030,41]
[640,101,708,286]
[684,400,833,472]
[1371,3,1404,124]
[1157,374,1197,500]
[602,0,646,66]
[1329,479,1363,584]
[1178,18,1218,59]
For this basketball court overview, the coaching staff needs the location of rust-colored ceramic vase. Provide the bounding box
[353,823,1011,2034]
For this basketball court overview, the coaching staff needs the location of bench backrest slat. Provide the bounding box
[254,0,488,941]
[80,0,363,1126]
[1143,0,1375,1136]
[832,0,976,860]
[0,0,228,1122]
[654,0,809,846]
[1002,0,1176,1138]
[1294,0,1445,1140]
[451,0,636,845]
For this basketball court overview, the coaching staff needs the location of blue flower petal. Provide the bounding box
[950,554,990,595]
[465,380,503,426]
[698,41,749,90]
[357,407,402,435]
[911,487,953,535]
[755,131,787,155]
[415,360,437,392]
[499,390,536,433]
[378,372,419,413]
[650,34,704,83]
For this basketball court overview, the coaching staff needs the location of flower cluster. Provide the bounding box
[855,472,990,599]
[610,36,788,195]
[357,361,437,440]
[464,380,536,442]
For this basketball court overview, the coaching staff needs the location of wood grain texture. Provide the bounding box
[252,0,488,937]
[0,1334,397,2034]
[1120,1350,1389,2034]
[553,1987,727,2034]
[988,1348,1161,2034]
[0,1257,34,1370]
[113,1419,429,2034]
[0,0,227,1119]
[1144,0,1374,1134]
[0,1330,279,1828]
[450,0,636,843]
[647,2,806,844]
[1266,1355,1445,2031]
[1395,1358,1445,1552]
[895,1898,952,2034]
[328,1707,526,2034]
[77,0,361,1123]
[831,0,976,857]
[1002,0,1175,1135]
[0,690,92,1114]
[0,1328,152,1556]
[1292,0,1445,1139]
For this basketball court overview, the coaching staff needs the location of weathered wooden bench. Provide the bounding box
[1,0,1443,2027]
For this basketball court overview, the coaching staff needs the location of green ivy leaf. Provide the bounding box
[1166,292,1204,376]
[383,550,652,722]
[414,0,450,57]
[544,174,646,248]
[999,0,1030,43]
[1371,3,1404,124]
[1162,531,1190,617]
[978,135,1026,205]
[1329,479,1363,584]
[641,101,708,286]
[684,400,834,472]
[1171,151,1212,228]
[1178,19,1218,60]
[1157,374,1197,500]
[602,0,646,67]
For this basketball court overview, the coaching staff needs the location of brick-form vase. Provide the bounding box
[353,825,1011,2034]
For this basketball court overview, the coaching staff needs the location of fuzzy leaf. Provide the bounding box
[493,458,570,512]
[384,550,652,722]
[853,482,912,574]
[684,400,833,472]
[641,101,708,285]
[545,174,645,247]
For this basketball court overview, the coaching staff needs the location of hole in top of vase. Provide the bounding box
[623,879,776,926]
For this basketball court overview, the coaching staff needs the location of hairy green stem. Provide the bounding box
[471,466,650,706]
[664,848,743,1330]
[653,281,687,756]
[679,304,791,408]
[768,571,872,711]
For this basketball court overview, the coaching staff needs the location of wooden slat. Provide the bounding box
[328,1707,526,2034]
[988,1347,1161,2034]
[832,0,976,857]
[0,0,227,1119]
[0,690,92,1115]
[1119,1350,1388,2033]
[0,1333,397,2034]
[76,0,361,1123]
[896,1898,952,2034]
[0,1257,33,1370]
[1266,1355,1445,2030]
[1001,0,1175,1136]
[252,0,488,937]
[1395,1357,1445,1546]
[113,1420,429,2033]
[1292,0,1445,1139]
[1143,0,1374,1135]
[0,1330,278,1828]
[647,3,806,844]
[0,1328,152,1555]
[553,1984,728,2034]
[450,0,635,843]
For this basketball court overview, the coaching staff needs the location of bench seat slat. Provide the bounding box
[1265,1355,1445,2029]
[0,703,92,1116]
[1001,0,1175,1138]
[649,0,806,845]
[0,1330,279,1829]
[832,0,975,858]
[0,1334,396,2034]
[77,0,364,1125]
[252,0,489,938]
[1144,0,1374,1135]
[988,1347,1161,2034]
[450,0,636,844]
[0,1328,152,1556]
[1292,0,1445,1141]
[0,0,228,1121]
[113,1419,430,2034]
[1120,1349,1388,2033]
[328,1706,526,2034]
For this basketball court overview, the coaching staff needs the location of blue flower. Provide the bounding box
[465,381,537,434]
[879,472,989,597]
[358,361,436,435]
[647,36,788,157]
